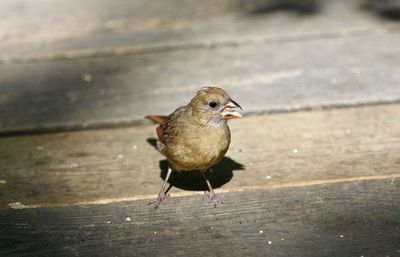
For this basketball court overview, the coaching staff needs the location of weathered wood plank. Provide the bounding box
[1,178,399,257]
[0,0,397,59]
[0,104,399,209]
[1,32,400,132]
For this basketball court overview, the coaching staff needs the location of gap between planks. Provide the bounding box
[8,174,400,210]
[2,96,400,137]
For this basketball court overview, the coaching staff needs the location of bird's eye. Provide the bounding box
[209,101,217,108]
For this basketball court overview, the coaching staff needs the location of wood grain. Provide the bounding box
[1,1,399,255]
[1,32,400,133]
[1,177,399,257]
[0,0,397,59]
[0,104,399,209]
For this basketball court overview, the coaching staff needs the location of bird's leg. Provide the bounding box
[148,167,172,208]
[201,171,223,207]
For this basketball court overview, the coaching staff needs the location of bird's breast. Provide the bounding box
[165,124,231,171]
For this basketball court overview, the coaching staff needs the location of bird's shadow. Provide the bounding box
[147,138,245,191]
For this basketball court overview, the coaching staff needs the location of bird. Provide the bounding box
[146,86,242,207]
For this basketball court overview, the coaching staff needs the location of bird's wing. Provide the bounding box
[156,126,165,142]
[145,107,186,144]
[157,106,186,144]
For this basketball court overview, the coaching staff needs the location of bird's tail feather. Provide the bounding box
[145,115,168,125]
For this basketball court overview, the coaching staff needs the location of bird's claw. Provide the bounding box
[148,192,169,208]
[204,190,223,207]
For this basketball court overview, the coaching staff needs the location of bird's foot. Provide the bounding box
[204,190,223,207]
[148,192,169,208]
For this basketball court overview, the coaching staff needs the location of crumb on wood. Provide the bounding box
[8,202,40,209]
[81,74,93,82]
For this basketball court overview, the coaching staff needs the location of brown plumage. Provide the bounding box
[146,87,242,207]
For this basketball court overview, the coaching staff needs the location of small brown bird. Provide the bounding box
[146,87,242,207]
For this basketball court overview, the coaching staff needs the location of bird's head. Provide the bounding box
[188,87,242,126]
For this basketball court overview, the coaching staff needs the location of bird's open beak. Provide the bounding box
[220,99,243,120]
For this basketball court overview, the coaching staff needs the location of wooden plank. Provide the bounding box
[0,104,399,209]
[1,32,400,132]
[0,0,397,60]
[0,178,399,257]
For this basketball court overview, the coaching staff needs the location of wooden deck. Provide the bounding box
[1,0,400,256]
